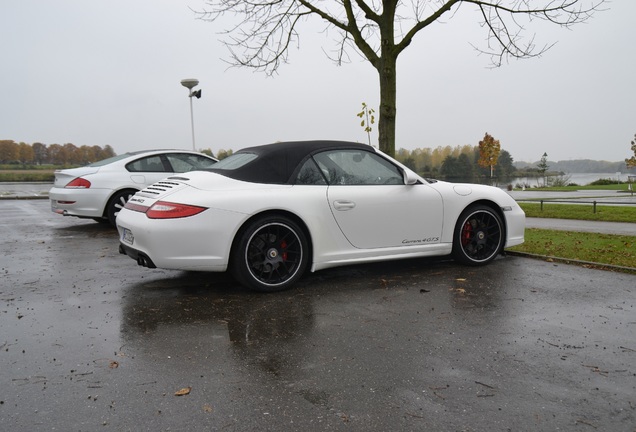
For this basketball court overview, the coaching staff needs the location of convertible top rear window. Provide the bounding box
[211,153,257,170]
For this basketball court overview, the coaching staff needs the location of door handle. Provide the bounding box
[333,200,356,211]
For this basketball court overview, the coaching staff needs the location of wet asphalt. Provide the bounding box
[1,199,635,431]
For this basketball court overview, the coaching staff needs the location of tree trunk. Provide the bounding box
[376,55,397,157]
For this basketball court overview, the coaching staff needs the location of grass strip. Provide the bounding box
[518,202,636,223]
[526,184,630,192]
[0,171,55,182]
[508,228,636,269]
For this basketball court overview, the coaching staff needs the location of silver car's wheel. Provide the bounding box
[231,216,309,292]
[107,190,136,226]
[452,205,504,265]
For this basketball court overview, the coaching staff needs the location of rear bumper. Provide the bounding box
[49,187,111,218]
[115,207,235,272]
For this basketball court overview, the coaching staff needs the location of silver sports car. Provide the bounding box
[50,149,217,226]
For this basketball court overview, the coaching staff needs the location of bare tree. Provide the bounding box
[197,0,605,157]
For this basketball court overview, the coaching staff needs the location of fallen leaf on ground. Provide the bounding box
[175,386,192,396]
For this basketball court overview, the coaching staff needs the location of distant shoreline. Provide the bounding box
[511,172,633,186]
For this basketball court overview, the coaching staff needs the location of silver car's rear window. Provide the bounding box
[87,154,133,167]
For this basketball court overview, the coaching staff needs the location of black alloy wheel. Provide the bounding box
[452,205,504,265]
[231,216,309,292]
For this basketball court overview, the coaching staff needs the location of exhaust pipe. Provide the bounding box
[119,244,156,268]
[136,253,156,269]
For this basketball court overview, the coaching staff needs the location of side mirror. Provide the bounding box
[403,169,419,185]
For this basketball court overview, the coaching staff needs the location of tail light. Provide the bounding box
[146,201,207,219]
[123,202,149,213]
[65,178,91,189]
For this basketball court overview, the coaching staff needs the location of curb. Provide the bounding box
[506,250,636,275]
[0,195,50,200]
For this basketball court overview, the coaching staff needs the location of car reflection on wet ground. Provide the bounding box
[1,200,635,431]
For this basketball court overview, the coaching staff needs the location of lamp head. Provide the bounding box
[180,78,199,90]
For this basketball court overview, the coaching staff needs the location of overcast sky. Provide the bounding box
[1,0,634,163]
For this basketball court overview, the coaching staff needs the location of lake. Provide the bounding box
[511,172,634,187]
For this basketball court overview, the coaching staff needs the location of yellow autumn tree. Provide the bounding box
[478,133,501,178]
[626,133,636,168]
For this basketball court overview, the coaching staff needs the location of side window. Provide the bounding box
[126,156,167,173]
[165,153,217,173]
[312,150,403,185]
[294,158,327,185]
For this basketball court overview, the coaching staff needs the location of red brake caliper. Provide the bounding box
[280,240,288,261]
[461,222,472,246]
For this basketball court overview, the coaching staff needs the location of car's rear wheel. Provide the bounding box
[231,215,309,292]
[107,190,136,226]
[452,205,504,265]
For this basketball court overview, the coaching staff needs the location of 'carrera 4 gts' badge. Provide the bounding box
[402,237,439,245]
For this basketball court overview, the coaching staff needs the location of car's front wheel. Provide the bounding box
[452,205,504,265]
[107,190,136,226]
[231,215,309,292]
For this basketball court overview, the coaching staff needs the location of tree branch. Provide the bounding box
[461,0,606,66]
[396,0,461,55]
[195,0,606,72]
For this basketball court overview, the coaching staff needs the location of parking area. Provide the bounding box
[1,200,635,431]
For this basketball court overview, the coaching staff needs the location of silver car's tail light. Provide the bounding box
[65,178,91,188]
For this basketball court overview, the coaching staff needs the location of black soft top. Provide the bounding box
[208,140,375,184]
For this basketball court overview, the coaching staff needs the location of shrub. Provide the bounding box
[548,174,572,187]
[590,178,625,186]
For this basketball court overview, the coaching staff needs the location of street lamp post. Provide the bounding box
[180,78,201,151]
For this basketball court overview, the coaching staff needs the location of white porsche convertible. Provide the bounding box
[117,141,525,292]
